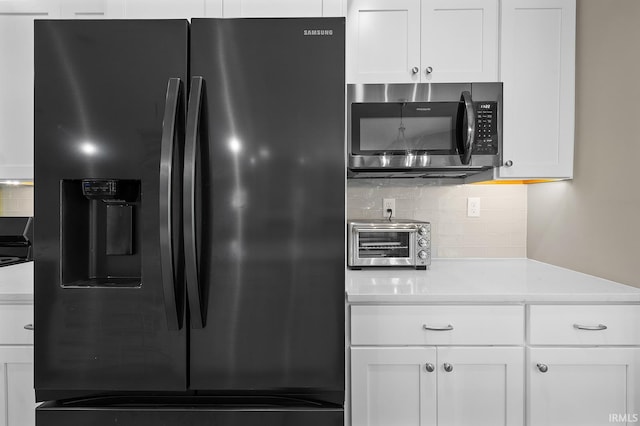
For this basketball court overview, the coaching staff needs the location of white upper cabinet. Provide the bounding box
[0,1,59,181]
[497,0,576,179]
[346,0,420,83]
[105,0,221,18]
[421,0,498,82]
[222,0,343,17]
[346,0,498,83]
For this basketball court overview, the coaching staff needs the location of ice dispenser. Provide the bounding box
[61,179,141,287]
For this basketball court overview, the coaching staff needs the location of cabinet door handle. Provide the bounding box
[423,324,454,331]
[24,324,34,331]
[411,66,419,74]
[573,324,607,331]
[425,66,433,75]
[537,363,548,373]
[425,363,435,373]
[443,363,453,372]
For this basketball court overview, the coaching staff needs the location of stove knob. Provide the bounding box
[418,238,428,247]
[418,250,428,260]
[418,226,428,236]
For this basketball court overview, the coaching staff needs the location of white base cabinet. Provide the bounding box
[527,304,640,426]
[350,302,640,426]
[351,347,436,426]
[0,302,34,426]
[351,346,524,426]
[437,347,523,426]
[0,347,34,426]
[349,305,525,426]
[528,348,640,426]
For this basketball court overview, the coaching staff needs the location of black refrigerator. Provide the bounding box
[33,18,345,425]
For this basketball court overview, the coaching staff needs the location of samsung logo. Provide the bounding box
[303,29,334,36]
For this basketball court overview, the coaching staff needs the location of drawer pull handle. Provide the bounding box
[423,324,454,331]
[537,363,548,373]
[425,363,435,372]
[24,324,34,331]
[573,324,607,331]
[443,363,453,372]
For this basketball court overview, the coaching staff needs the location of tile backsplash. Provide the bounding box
[0,185,34,216]
[0,181,526,257]
[347,181,527,258]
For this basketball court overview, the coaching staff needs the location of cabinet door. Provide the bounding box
[0,347,35,426]
[346,0,421,83]
[529,348,640,426]
[498,0,575,179]
[222,0,341,17]
[437,347,524,426]
[105,0,219,18]
[351,347,436,426]
[420,0,498,82]
[0,2,59,180]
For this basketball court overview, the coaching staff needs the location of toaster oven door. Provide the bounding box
[352,228,416,267]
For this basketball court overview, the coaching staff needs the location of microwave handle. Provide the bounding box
[459,91,476,165]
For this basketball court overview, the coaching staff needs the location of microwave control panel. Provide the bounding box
[472,101,498,154]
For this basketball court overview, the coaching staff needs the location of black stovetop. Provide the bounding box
[0,217,32,267]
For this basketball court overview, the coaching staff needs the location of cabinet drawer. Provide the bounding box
[0,304,34,344]
[351,305,524,345]
[529,305,640,345]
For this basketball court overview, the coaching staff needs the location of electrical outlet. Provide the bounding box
[467,197,480,217]
[382,198,396,219]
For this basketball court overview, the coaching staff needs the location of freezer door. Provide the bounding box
[37,399,343,426]
[187,18,345,397]
[34,20,188,398]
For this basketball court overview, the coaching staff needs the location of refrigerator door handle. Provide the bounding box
[184,76,205,329]
[159,78,183,331]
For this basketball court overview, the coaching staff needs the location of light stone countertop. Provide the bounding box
[0,261,33,303]
[346,258,640,304]
[4,259,640,305]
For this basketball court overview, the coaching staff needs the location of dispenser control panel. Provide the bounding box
[82,179,119,199]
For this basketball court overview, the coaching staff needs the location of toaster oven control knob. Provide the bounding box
[418,238,429,247]
[418,250,428,260]
[418,226,428,236]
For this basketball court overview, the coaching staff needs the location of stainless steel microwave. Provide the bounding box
[348,83,503,179]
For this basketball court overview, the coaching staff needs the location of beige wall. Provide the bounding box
[0,185,33,216]
[349,182,527,258]
[528,0,640,288]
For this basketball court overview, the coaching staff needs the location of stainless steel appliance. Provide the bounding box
[34,18,345,426]
[348,220,431,269]
[348,83,502,179]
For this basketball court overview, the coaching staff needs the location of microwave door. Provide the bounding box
[457,91,476,165]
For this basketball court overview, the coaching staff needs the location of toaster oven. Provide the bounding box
[348,220,431,269]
